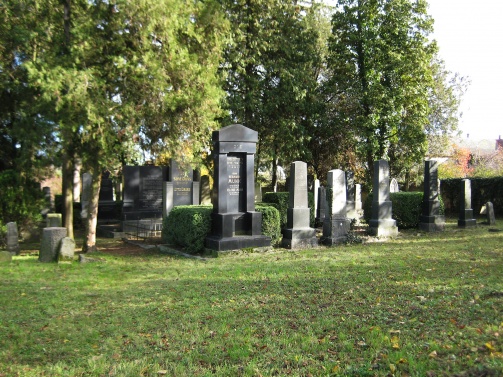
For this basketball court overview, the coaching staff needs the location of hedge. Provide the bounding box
[162,204,281,253]
[441,177,503,216]
[262,192,315,228]
[363,192,444,229]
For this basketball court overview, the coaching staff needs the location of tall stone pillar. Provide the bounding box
[458,179,476,228]
[281,161,318,249]
[321,169,351,245]
[369,160,398,237]
[419,160,445,232]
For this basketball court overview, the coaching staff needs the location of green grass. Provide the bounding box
[1,222,502,376]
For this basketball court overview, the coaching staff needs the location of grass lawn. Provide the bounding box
[1,221,502,376]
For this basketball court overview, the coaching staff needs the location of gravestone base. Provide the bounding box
[321,217,351,245]
[458,219,477,228]
[205,235,271,252]
[0,250,13,262]
[419,215,445,232]
[39,227,67,263]
[369,219,398,237]
[281,228,318,249]
[58,237,76,263]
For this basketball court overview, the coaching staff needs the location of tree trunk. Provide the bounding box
[82,166,101,253]
[62,151,74,239]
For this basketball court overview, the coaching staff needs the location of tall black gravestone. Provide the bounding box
[419,160,445,232]
[205,124,271,251]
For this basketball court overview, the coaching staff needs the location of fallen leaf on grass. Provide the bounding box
[429,351,437,358]
[485,342,496,352]
[157,371,167,375]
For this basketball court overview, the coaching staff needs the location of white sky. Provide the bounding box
[428,0,503,140]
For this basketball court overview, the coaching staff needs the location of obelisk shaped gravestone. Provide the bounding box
[281,161,318,249]
[321,169,351,245]
[205,124,271,251]
[419,160,445,231]
[369,160,398,237]
[458,179,476,228]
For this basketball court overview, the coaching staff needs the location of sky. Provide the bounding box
[427,0,503,141]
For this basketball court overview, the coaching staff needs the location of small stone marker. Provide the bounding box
[0,250,12,262]
[486,201,496,225]
[58,237,76,263]
[46,213,62,228]
[419,160,445,232]
[6,222,20,255]
[458,179,476,228]
[321,169,351,245]
[281,161,318,249]
[368,160,398,237]
[315,186,327,226]
[39,227,67,263]
[390,178,399,193]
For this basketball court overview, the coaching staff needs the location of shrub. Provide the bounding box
[363,192,444,229]
[262,192,315,228]
[163,205,213,254]
[163,204,282,252]
[255,204,281,246]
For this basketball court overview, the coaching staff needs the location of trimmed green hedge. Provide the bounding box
[363,192,444,229]
[441,177,503,216]
[162,204,281,253]
[163,205,213,253]
[262,192,315,228]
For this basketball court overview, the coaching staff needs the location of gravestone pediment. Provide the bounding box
[212,124,258,142]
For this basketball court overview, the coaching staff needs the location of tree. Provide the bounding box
[327,0,437,183]
[25,0,228,251]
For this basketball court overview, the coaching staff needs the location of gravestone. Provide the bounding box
[0,250,12,262]
[369,160,398,237]
[6,222,20,255]
[200,175,212,205]
[346,171,358,220]
[39,227,67,263]
[419,160,445,232]
[281,161,318,249]
[316,186,327,226]
[254,183,262,202]
[486,201,496,225]
[205,124,271,251]
[321,169,350,245]
[313,179,320,223]
[80,172,92,219]
[46,213,62,227]
[390,178,399,193]
[58,237,75,263]
[458,179,477,228]
[98,171,116,220]
[163,159,200,217]
[123,166,167,220]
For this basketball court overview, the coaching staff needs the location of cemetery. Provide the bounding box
[1,0,503,375]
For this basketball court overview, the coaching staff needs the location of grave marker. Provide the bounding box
[419,160,445,232]
[369,160,398,237]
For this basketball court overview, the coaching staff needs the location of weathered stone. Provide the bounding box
[458,179,476,228]
[315,186,327,226]
[369,160,398,237]
[6,222,20,255]
[39,227,67,263]
[322,169,351,245]
[486,201,496,225]
[419,160,445,232]
[313,179,320,222]
[390,178,399,193]
[0,250,12,262]
[281,161,318,249]
[46,213,62,228]
[80,172,92,219]
[200,175,212,205]
[254,183,262,202]
[79,254,106,263]
[58,237,75,263]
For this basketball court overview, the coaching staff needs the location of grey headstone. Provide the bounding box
[6,222,20,255]
[458,179,476,228]
[0,250,12,262]
[369,160,398,237]
[313,179,320,220]
[58,237,75,263]
[39,227,67,263]
[281,161,317,249]
[486,201,496,225]
[321,169,350,245]
[80,172,92,219]
[205,124,271,251]
[390,178,399,193]
[316,186,327,225]
[46,213,62,228]
[419,160,445,232]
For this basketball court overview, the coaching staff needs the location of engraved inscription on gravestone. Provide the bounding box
[170,160,195,207]
[139,176,163,210]
[227,155,245,212]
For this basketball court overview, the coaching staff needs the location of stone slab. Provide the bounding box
[39,227,67,263]
[58,237,75,263]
